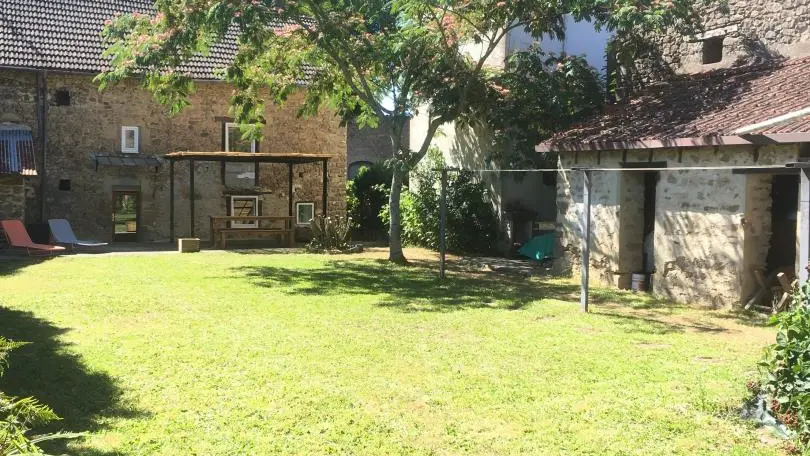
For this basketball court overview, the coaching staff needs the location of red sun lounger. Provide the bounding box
[1,220,66,256]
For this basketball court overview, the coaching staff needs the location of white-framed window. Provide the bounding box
[296,202,315,226]
[224,122,256,153]
[121,126,139,154]
[230,195,260,228]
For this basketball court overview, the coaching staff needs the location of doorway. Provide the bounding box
[642,172,659,275]
[112,191,140,242]
[766,175,799,274]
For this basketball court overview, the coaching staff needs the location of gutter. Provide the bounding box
[733,107,810,135]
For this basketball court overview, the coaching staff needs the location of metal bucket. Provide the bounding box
[631,273,648,292]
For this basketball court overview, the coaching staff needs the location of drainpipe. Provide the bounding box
[36,70,48,222]
[733,107,810,135]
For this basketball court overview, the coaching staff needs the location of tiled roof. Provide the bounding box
[0,124,37,176]
[545,57,810,148]
[0,0,311,81]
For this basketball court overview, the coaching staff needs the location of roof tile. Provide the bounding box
[548,57,810,147]
[0,0,314,81]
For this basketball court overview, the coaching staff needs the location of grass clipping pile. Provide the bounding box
[306,215,364,254]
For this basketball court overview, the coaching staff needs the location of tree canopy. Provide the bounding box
[98,0,703,261]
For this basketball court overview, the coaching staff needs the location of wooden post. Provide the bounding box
[581,170,592,312]
[288,163,294,226]
[321,159,328,217]
[440,168,448,279]
[189,159,196,237]
[800,168,810,283]
[169,159,175,242]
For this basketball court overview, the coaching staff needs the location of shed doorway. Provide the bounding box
[112,190,140,242]
[766,174,799,275]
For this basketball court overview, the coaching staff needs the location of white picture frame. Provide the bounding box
[230,195,260,228]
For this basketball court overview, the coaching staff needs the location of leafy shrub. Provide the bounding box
[381,149,498,254]
[307,215,353,252]
[759,280,810,448]
[346,163,392,241]
[0,337,78,455]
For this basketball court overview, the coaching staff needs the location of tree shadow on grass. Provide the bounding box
[233,259,703,315]
[0,256,54,277]
[0,306,145,455]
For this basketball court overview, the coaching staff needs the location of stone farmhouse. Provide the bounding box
[539,1,810,307]
[0,0,350,244]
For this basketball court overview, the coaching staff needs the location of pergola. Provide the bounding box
[164,152,332,241]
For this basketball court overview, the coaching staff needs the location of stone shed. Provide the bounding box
[538,57,810,307]
[0,0,348,244]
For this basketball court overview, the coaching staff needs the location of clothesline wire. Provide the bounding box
[437,165,789,173]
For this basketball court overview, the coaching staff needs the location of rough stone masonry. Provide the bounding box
[0,68,347,243]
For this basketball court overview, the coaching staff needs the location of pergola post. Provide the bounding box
[800,168,810,283]
[189,159,196,237]
[581,170,592,313]
[288,163,294,228]
[169,159,175,242]
[321,159,328,217]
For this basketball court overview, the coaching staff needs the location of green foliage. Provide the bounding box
[347,163,393,240]
[486,51,605,168]
[381,149,498,254]
[307,215,353,252]
[95,0,706,259]
[759,281,810,447]
[0,337,79,456]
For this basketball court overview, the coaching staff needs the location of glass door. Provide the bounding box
[113,191,139,242]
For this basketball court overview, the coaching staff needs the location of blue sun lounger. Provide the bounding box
[48,219,108,249]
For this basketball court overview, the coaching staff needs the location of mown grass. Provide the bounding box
[0,251,783,455]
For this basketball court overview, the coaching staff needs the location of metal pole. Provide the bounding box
[169,159,175,242]
[189,159,196,238]
[581,170,592,312]
[440,168,448,279]
[800,169,810,283]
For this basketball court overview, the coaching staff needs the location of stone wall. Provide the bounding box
[0,68,347,243]
[0,175,25,220]
[347,118,408,178]
[556,145,799,307]
[657,0,810,74]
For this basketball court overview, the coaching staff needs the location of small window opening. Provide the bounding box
[58,179,71,191]
[296,202,315,226]
[702,37,724,64]
[53,89,71,106]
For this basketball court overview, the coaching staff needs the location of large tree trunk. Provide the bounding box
[388,168,407,264]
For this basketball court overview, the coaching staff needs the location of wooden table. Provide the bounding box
[209,216,295,248]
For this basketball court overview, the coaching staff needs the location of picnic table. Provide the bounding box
[209,216,295,248]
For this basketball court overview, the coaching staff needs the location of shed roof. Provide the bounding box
[0,0,314,81]
[539,57,810,152]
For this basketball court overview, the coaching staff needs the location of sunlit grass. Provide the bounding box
[0,252,782,455]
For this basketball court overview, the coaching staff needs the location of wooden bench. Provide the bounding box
[219,228,294,248]
[210,216,296,249]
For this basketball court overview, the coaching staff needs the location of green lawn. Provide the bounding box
[0,251,782,455]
